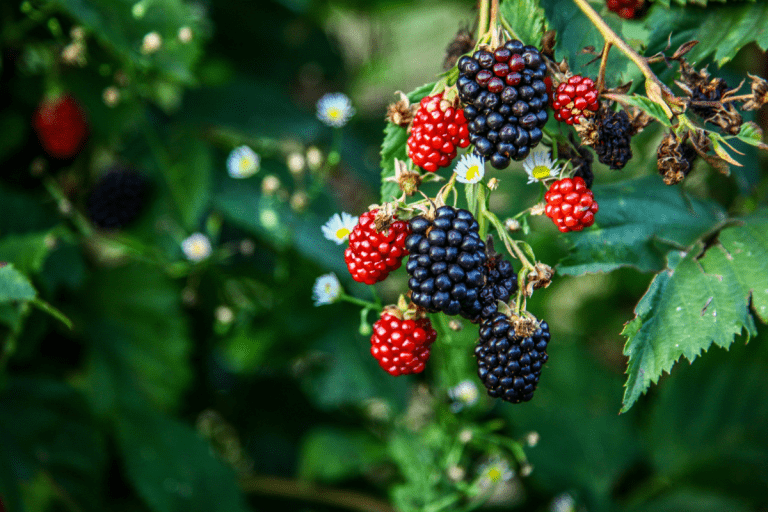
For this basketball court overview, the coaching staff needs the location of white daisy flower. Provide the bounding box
[478,457,514,486]
[227,145,260,179]
[454,153,486,184]
[181,233,212,262]
[523,150,560,184]
[448,380,479,412]
[317,93,355,128]
[321,212,358,245]
[312,273,342,306]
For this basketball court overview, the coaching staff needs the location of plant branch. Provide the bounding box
[478,0,490,40]
[570,0,675,117]
[240,475,396,512]
[597,41,612,92]
[489,0,500,47]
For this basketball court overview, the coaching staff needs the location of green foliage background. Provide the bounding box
[1,0,767,511]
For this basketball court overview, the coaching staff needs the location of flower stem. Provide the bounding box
[339,293,381,311]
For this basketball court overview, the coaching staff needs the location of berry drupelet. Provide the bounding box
[457,39,549,169]
[370,308,437,376]
[552,75,600,125]
[407,93,471,172]
[87,166,149,229]
[595,109,633,170]
[477,253,518,320]
[476,313,551,403]
[405,206,487,319]
[345,209,410,285]
[544,176,599,233]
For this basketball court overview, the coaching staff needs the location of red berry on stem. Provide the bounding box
[344,209,410,285]
[551,75,600,126]
[32,93,89,159]
[407,93,471,172]
[544,177,599,233]
[370,308,437,376]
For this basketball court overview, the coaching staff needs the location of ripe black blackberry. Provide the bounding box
[594,109,632,170]
[87,166,149,229]
[457,39,549,169]
[477,253,518,320]
[405,206,487,319]
[475,313,550,404]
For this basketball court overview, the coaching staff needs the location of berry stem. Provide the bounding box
[596,41,612,93]
[339,293,382,311]
[498,13,522,43]
[477,183,489,239]
[489,0,500,47]
[570,0,675,117]
[478,0,490,41]
[482,211,536,272]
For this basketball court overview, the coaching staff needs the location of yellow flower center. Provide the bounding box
[336,227,351,239]
[324,283,334,293]
[327,107,341,119]
[239,157,252,172]
[466,165,480,182]
[532,165,551,180]
[487,467,502,483]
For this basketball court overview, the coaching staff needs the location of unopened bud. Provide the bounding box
[215,306,235,324]
[448,319,463,331]
[178,26,193,43]
[525,431,540,447]
[505,218,521,232]
[261,175,281,195]
[306,146,323,170]
[286,152,305,175]
[102,86,120,107]
[487,177,499,190]
[141,31,162,54]
[289,191,309,212]
[530,202,546,216]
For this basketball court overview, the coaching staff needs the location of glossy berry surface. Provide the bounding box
[552,75,599,125]
[478,254,518,320]
[87,167,149,229]
[405,206,487,319]
[32,93,88,159]
[371,310,437,376]
[407,93,470,172]
[476,313,550,403]
[345,209,410,285]
[544,177,599,233]
[456,39,549,168]
[607,0,644,19]
[595,109,633,170]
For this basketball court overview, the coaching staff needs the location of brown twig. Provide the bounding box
[597,41,612,92]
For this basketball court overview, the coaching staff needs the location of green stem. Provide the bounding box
[477,184,489,239]
[339,293,381,311]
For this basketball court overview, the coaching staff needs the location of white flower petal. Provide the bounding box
[181,233,212,262]
[317,93,355,128]
[454,153,486,184]
[227,145,260,179]
[321,212,358,244]
[312,273,342,306]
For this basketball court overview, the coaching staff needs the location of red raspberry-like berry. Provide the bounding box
[370,308,437,376]
[552,76,599,126]
[606,0,644,19]
[32,93,89,159]
[407,93,470,172]
[344,209,410,285]
[544,177,599,233]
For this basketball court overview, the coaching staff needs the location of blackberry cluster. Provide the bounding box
[456,40,549,169]
[475,313,550,403]
[87,167,149,229]
[478,254,518,320]
[405,206,487,319]
[690,79,728,120]
[594,109,632,170]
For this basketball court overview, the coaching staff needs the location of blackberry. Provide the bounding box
[405,206,487,319]
[690,79,728,120]
[594,109,632,170]
[475,313,550,403]
[87,166,149,229]
[477,253,518,320]
[457,40,549,169]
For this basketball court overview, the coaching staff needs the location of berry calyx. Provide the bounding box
[407,93,470,172]
[476,312,551,403]
[370,307,437,376]
[552,75,600,125]
[345,209,410,285]
[32,93,89,159]
[544,176,599,233]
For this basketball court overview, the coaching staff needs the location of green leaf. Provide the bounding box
[84,264,191,415]
[116,409,249,512]
[557,177,726,275]
[732,121,768,151]
[164,137,213,230]
[0,265,37,303]
[621,213,768,412]
[380,83,434,203]
[614,94,672,127]
[299,428,386,483]
[499,0,548,46]
[0,231,54,276]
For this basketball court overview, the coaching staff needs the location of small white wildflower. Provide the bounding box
[478,457,514,486]
[182,233,212,262]
[141,31,162,54]
[448,380,479,412]
[550,493,576,512]
[178,26,193,43]
[523,150,560,184]
[102,86,120,107]
[316,92,355,128]
[459,429,473,444]
[261,175,281,195]
[447,465,466,482]
[321,212,358,245]
[454,153,486,184]
[525,431,540,447]
[312,273,342,306]
[306,146,323,170]
[215,306,234,324]
[286,152,305,174]
[61,41,86,66]
[227,145,260,179]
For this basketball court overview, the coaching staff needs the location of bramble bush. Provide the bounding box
[1,0,767,511]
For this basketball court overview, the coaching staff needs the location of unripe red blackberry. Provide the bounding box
[476,313,550,403]
[407,93,470,172]
[457,40,549,169]
[544,176,599,233]
[405,206,487,319]
[595,109,633,170]
[32,93,89,159]
[552,75,599,125]
[607,0,645,19]
[370,308,437,376]
[87,166,150,229]
[345,210,410,285]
